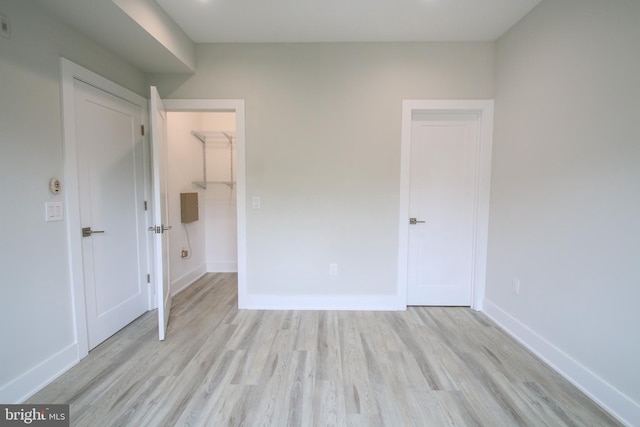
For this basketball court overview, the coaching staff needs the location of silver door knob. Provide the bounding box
[82,227,105,237]
[148,225,172,234]
[409,217,426,225]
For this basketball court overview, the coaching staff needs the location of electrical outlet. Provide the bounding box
[329,263,338,276]
[512,278,520,295]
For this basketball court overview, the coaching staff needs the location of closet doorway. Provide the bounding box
[162,100,246,304]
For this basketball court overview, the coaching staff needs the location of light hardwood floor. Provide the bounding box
[29,273,620,426]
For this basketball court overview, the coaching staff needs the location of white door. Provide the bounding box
[407,113,479,306]
[149,86,172,340]
[75,80,148,349]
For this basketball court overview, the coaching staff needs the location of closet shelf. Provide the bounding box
[193,181,236,190]
[191,130,235,190]
[191,131,235,144]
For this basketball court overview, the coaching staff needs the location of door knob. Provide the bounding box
[82,227,105,237]
[409,217,426,225]
[148,225,172,234]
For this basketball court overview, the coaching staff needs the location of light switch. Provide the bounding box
[45,202,63,222]
[252,196,261,210]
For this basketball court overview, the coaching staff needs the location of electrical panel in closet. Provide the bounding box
[180,192,198,223]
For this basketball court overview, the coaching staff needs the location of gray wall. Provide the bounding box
[487,0,640,421]
[149,42,495,297]
[0,0,145,401]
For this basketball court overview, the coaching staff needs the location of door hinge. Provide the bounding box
[141,125,145,136]
[144,201,148,211]
[147,274,151,283]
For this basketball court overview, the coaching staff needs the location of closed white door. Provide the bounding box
[75,80,148,349]
[407,113,479,306]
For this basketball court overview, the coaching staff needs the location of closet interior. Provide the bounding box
[166,112,237,294]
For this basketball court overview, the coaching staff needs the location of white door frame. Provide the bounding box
[162,99,247,309]
[60,58,151,358]
[397,99,494,310]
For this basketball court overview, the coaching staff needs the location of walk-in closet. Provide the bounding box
[166,112,237,294]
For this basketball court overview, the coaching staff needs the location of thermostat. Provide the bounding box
[50,178,62,194]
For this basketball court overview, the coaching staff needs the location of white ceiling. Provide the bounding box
[155,0,541,43]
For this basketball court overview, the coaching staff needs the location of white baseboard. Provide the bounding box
[483,298,639,427]
[0,343,78,403]
[242,294,405,311]
[207,262,237,273]
[171,264,207,296]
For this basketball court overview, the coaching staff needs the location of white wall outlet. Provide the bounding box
[1,13,10,39]
[329,263,338,276]
[512,278,520,295]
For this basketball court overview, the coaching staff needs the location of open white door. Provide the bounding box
[149,86,172,340]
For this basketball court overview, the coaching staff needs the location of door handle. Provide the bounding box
[148,225,172,234]
[82,227,105,237]
[409,217,426,225]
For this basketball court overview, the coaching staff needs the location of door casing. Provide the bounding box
[398,99,494,310]
[162,99,247,309]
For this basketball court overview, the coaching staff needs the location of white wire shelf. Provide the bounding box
[192,181,236,190]
[191,131,235,190]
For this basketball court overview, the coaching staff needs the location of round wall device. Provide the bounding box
[50,178,62,194]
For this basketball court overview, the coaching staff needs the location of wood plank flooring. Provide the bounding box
[28,273,621,426]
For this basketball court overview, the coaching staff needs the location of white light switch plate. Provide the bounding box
[252,196,261,209]
[45,202,63,222]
